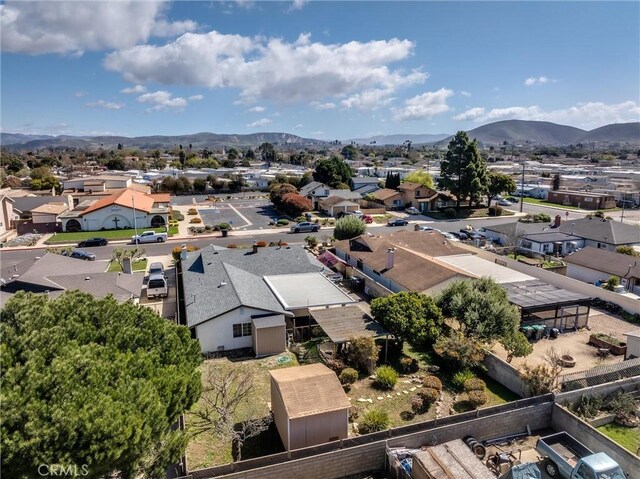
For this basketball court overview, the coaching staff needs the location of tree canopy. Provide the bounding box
[333,215,367,241]
[313,156,353,188]
[402,170,435,189]
[258,142,277,164]
[371,291,443,348]
[436,277,525,348]
[439,131,488,208]
[1,291,202,479]
[486,172,517,207]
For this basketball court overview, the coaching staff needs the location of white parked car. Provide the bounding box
[405,207,420,215]
[496,199,513,207]
[131,231,168,244]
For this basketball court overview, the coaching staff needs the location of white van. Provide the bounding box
[147,273,168,299]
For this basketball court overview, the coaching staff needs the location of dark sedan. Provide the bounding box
[387,218,409,227]
[78,237,109,247]
[62,249,97,261]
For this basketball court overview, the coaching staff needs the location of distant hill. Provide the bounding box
[440,120,587,147]
[347,133,450,146]
[1,132,325,150]
[578,122,640,144]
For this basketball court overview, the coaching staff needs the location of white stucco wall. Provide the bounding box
[79,205,166,231]
[194,306,283,353]
[566,263,606,284]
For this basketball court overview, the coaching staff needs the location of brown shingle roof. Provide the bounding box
[31,203,69,215]
[373,188,401,201]
[397,181,423,191]
[270,364,350,419]
[81,189,155,215]
[149,193,170,203]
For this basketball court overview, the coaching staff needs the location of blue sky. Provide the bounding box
[2,1,639,140]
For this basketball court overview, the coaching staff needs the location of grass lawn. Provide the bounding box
[424,208,515,221]
[107,258,147,272]
[597,423,640,453]
[522,197,621,212]
[185,352,299,469]
[45,227,173,244]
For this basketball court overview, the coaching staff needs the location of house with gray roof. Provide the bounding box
[181,244,354,355]
[558,217,640,252]
[299,181,330,210]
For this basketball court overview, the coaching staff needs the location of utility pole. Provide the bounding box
[620,191,626,223]
[132,193,138,239]
[520,161,525,213]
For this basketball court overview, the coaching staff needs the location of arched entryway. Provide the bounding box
[151,215,166,227]
[65,219,81,232]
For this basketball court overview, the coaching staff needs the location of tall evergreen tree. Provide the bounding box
[439,131,488,209]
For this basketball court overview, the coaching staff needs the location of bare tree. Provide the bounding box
[111,247,146,271]
[191,366,272,462]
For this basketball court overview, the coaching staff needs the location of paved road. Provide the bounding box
[516,201,640,225]
[0,215,518,273]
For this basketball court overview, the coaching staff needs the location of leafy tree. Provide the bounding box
[500,330,533,361]
[433,333,486,370]
[436,277,521,343]
[179,150,187,170]
[227,148,239,160]
[370,291,443,348]
[29,166,52,180]
[345,336,379,374]
[341,144,359,161]
[439,131,488,208]
[269,182,297,210]
[105,157,126,170]
[3,157,24,174]
[313,156,353,188]
[486,172,517,207]
[403,170,435,189]
[193,178,207,192]
[552,173,561,191]
[280,193,312,217]
[603,275,620,291]
[30,176,60,193]
[258,142,277,164]
[227,174,246,192]
[385,172,401,189]
[616,245,639,257]
[333,215,367,241]
[1,291,202,478]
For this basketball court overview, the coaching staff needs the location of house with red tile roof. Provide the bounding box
[58,188,169,232]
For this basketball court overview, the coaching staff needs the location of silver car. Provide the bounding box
[290,221,320,233]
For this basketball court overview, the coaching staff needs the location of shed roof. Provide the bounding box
[31,202,69,215]
[502,280,591,310]
[435,254,535,284]
[564,247,640,278]
[309,305,387,343]
[270,363,351,419]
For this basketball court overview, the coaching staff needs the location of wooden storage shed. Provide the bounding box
[252,315,286,357]
[269,363,350,451]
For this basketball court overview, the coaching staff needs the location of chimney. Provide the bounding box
[554,215,561,227]
[386,248,395,270]
[252,241,258,254]
[180,244,188,261]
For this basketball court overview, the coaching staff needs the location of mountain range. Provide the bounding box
[1,121,638,150]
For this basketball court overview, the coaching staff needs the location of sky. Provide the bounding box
[1,1,639,140]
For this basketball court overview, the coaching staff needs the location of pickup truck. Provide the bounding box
[536,432,625,479]
[290,222,320,233]
[131,231,168,244]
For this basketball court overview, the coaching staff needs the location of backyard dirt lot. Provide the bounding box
[492,309,640,373]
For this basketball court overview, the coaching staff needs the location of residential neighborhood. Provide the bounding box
[1,2,640,479]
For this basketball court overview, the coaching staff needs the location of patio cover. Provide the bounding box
[309,304,388,343]
[317,250,347,268]
[264,272,355,310]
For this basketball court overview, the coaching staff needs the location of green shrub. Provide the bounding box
[277,219,289,226]
[218,222,231,230]
[374,365,398,390]
[171,211,184,221]
[451,370,475,391]
[339,368,359,385]
[359,408,389,434]
[334,215,367,240]
[420,387,440,403]
[423,375,443,391]
[171,245,199,260]
[467,390,488,407]
[400,357,419,374]
[463,378,486,392]
[443,207,457,219]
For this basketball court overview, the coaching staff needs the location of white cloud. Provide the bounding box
[247,118,272,128]
[0,1,197,55]
[524,76,550,86]
[294,123,304,130]
[85,100,125,110]
[289,0,308,11]
[453,107,486,121]
[121,85,147,94]
[341,89,395,110]
[105,32,426,104]
[393,88,454,121]
[188,95,204,101]
[310,101,336,111]
[460,90,471,97]
[248,106,266,112]
[453,101,640,129]
[137,90,188,112]
[74,91,88,97]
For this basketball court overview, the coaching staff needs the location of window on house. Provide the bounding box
[597,242,607,249]
[521,240,533,250]
[233,323,252,337]
[584,197,592,202]
[415,191,421,198]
